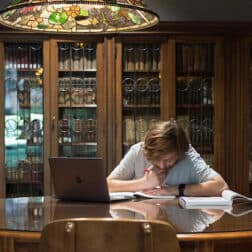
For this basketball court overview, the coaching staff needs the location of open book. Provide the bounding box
[133,191,176,199]
[179,189,252,209]
[110,191,176,200]
[225,202,252,217]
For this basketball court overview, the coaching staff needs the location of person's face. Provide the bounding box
[152,152,178,171]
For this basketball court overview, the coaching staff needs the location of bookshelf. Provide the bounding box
[176,42,215,168]
[0,29,250,197]
[116,41,161,157]
[3,43,44,197]
[56,42,98,157]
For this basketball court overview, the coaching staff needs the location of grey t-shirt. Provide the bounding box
[109,142,219,186]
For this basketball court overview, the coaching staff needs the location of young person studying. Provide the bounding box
[107,119,228,197]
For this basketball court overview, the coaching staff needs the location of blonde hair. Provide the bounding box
[142,119,190,162]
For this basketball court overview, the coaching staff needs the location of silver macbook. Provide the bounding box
[49,157,133,202]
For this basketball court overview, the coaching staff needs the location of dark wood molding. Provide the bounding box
[224,36,249,195]
[1,21,252,37]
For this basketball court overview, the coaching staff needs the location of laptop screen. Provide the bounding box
[49,157,110,202]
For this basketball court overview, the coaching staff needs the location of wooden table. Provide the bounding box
[1,196,252,252]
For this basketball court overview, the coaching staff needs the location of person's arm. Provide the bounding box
[181,175,229,196]
[107,174,148,192]
[143,175,229,197]
[107,167,163,192]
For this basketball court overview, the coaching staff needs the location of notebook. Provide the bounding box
[49,157,134,202]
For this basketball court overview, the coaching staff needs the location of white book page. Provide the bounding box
[109,192,135,199]
[134,191,176,199]
[179,196,231,206]
[222,190,252,202]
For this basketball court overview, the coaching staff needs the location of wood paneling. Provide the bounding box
[224,36,249,195]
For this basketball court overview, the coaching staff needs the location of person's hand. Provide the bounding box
[143,166,168,189]
[141,186,175,196]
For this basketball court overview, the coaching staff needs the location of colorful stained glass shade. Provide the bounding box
[0,0,159,33]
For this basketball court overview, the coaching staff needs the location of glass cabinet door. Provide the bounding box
[176,42,215,167]
[57,42,97,157]
[4,43,44,197]
[121,42,161,155]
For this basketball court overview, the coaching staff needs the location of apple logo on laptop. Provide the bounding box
[75,176,83,184]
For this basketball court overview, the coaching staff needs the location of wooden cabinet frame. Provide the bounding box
[49,38,108,192]
[113,35,225,179]
[0,41,5,197]
[165,36,225,177]
[224,36,250,195]
[0,27,251,196]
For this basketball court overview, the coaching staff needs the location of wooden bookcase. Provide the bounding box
[0,25,251,197]
[114,35,225,177]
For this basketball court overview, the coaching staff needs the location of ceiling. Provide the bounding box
[0,0,251,32]
[145,0,252,22]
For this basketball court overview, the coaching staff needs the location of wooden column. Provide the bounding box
[224,36,249,195]
[104,37,117,174]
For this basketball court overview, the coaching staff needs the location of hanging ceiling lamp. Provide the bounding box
[0,0,159,33]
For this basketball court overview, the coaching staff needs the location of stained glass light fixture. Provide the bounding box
[0,0,159,33]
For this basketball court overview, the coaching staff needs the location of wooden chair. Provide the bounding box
[39,218,180,252]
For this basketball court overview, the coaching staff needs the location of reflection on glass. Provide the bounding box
[109,200,224,232]
[122,43,161,155]
[4,43,44,197]
[58,42,97,157]
[5,197,44,231]
[176,43,215,167]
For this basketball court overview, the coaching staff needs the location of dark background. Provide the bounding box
[145,0,252,21]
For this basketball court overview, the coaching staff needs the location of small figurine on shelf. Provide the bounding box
[59,116,71,144]
[18,160,32,182]
[30,119,43,145]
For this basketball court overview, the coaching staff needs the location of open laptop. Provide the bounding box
[49,157,134,202]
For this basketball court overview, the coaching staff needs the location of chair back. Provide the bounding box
[39,218,180,252]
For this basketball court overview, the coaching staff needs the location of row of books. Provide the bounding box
[5,44,42,70]
[123,77,160,105]
[123,92,160,106]
[58,77,96,105]
[58,44,96,70]
[123,44,160,71]
[176,76,213,105]
[58,77,96,87]
[123,117,159,144]
[176,43,214,74]
[6,161,43,183]
[58,145,97,158]
[58,118,97,143]
[123,77,160,91]
[177,115,214,145]
[58,132,97,144]
[58,87,96,106]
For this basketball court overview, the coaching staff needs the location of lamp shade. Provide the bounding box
[0,0,159,33]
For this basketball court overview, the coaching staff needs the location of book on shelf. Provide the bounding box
[179,189,252,209]
[109,191,176,200]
